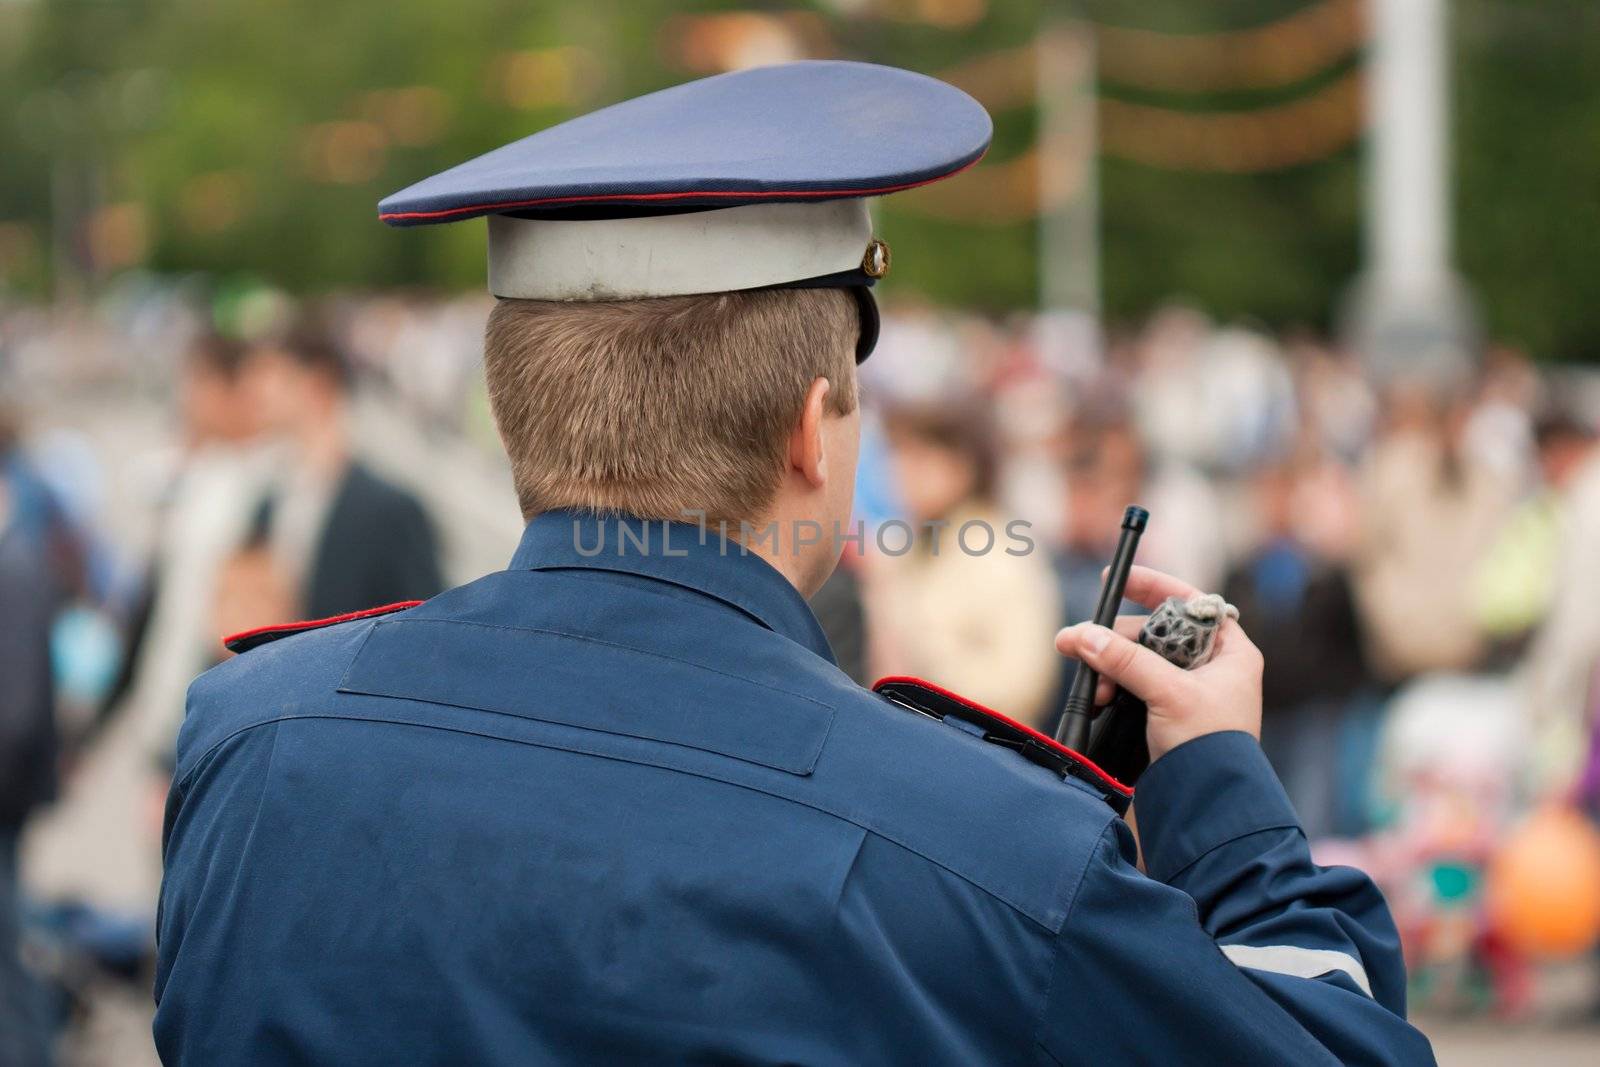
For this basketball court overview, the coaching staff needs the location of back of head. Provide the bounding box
[1533,408,1596,452]
[485,287,857,527]
[187,331,250,382]
[882,400,998,518]
[275,316,353,393]
[182,332,253,442]
[387,62,992,535]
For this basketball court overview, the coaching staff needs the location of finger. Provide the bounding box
[1113,565,1205,611]
[1202,616,1263,671]
[1098,616,1149,704]
[1056,623,1191,707]
[1054,616,1148,704]
[1111,615,1148,640]
[1061,616,1147,642]
[1047,642,1121,706]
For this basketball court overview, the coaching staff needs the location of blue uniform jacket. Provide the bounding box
[155,511,1435,1065]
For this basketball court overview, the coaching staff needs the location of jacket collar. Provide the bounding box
[509,510,836,664]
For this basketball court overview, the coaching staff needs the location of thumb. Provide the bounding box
[1056,623,1191,707]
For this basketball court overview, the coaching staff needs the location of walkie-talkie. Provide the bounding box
[1055,506,1152,785]
[872,504,1151,812]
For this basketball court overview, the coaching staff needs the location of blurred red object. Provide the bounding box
[1485,806,1600,960]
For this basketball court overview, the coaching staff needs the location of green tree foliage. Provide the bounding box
[0,0,1597,358]
[1454,0,1600,361]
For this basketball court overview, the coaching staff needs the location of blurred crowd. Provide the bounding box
[1,289,452,1064]
[5,283,1600,1057]
[860,304,1600,1017]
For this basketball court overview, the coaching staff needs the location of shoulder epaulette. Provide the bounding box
[222,600,422,655]
[873,676,1134,813]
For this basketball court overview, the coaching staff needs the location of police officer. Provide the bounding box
[154,61,1436,1064]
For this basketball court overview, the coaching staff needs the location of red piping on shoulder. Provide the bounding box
[378,150,987,223]
[222,600,422,655]
[872,675,1134,799]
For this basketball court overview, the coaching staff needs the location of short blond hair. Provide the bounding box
[485,287,858,526]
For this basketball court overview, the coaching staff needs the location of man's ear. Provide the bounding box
[789,377,832,489]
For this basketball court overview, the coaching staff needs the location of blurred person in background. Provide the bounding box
[1049,416,1144,729]
[1055,417,1145,627]
[0,473,59,1067]
[112,333,275,769]
[0,404,89,614]
[1124,311,1261,593]
[1224,454,1371,839]
[1353,383,1516,685]
[1517,408,1600,795]
[871,402,1060,727]
[1470,408,1586,665]
[236,318,444,624]
[808,553,868,684]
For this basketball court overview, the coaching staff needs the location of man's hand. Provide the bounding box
[1054,566,1263,764]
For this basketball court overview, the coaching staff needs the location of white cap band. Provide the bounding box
[487,199,873,301]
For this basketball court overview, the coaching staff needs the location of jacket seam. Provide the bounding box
[349,616,836,713]
[1029,817,1117,1055]
[1151,819,1305,884]
[174,711,1061,932]
[511,564,837,667]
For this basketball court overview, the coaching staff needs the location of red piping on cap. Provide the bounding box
[378,150,987,223]
[873,675,1134,798]
[222,600,422,654]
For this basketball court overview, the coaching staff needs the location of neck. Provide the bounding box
[295,408,348,482]
[740,533,811,595]
[738,502,835,598]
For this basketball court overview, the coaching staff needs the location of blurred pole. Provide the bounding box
[1022,16,1101,546]
[49,107,88,306]
[1036,18,1101,379]
[1351,0,1477,386]
[1369,0,1449,290]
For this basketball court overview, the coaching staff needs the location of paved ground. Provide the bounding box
[55,1001,1600,1065]
[1423,1019,1600,1065]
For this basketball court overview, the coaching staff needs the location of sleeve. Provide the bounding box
[1035,732,1435,1066]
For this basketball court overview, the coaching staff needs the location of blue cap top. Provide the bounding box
[378,60,992,226]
